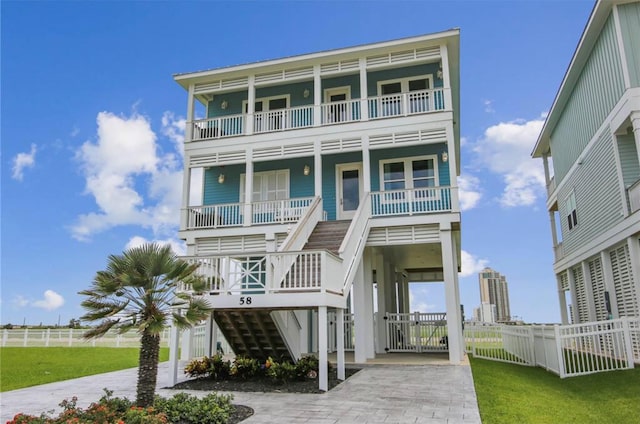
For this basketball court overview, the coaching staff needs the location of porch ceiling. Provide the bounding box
[373,239,461,274]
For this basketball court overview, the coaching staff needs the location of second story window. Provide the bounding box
[566,192,578,230]
[240,170,289,203]
[380,156,438,194]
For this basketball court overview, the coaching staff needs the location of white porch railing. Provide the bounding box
[1,328,170,348]
[339,193,372,294]
[328,312,355,352]
[254,105,314,133]
[368,88,445,119]
[188,88,447,141]
[321,99,361,124]
[185,196,315,229]
[465,317,638,378]
[385,312,448,353]
[180,250,343,295]
[192,114,244,140]
[628,178,640,213]
[371,187,454,216]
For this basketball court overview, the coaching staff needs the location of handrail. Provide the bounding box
[338,193,372,295]
[278,197,322,252]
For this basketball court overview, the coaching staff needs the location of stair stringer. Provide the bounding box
[270,310,304,361]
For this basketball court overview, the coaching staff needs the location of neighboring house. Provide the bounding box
[532,0,640,325]
[478,267,511,323]
[170,31,462,390]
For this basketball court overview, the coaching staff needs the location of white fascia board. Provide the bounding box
[173,30,460,89]
[532,0,611,158]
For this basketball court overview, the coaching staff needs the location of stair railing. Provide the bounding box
[271,197,323,289]
[338,193,372,295]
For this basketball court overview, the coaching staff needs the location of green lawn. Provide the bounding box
[0,347,169,392]
[469,356,640,424]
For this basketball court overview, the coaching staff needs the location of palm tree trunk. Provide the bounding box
[136,330,160,407]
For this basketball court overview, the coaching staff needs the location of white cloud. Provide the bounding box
[474,116,546,207]
[483,99,495,114]
[409,285,437,312]
[125,236,186,256]
[460,250,489,277]
[70,126,80,137]
[12,295,29,307]
[11,144,37,181]
[71,111,184,241]
[32,290,65,311]
[161,111,186,156]
[458,174,482,211]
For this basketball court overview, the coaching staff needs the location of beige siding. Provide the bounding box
[559,129,624,257]
[550,13,626,183]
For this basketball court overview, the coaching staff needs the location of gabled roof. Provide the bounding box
[532,0,612,158]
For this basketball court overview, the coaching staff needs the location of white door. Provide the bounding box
[336,163,363,220]
[324,87,351,123]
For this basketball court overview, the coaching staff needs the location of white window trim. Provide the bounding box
[239,169,290,203]
[565,191,578,231]
[242,94,291,114]
[376,74,434,96]
[379,155,439,203]
[324,86,351,103]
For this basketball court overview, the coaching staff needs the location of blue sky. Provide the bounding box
[1,1,595,326]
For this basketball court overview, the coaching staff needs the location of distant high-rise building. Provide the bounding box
[473,302,496,323]
[478,267,511,322]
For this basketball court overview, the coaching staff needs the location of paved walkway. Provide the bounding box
[1,362,480,423]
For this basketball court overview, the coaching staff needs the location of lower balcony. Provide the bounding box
[182,187,457,230]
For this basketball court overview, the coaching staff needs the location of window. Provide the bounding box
[240,170,289,203]
[243,95,290,131]
[566,192,578,230]
[380,156,437,194]
[377,75,433,116]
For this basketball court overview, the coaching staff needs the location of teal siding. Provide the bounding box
[203,164,244,204]
[203,157,314,205]
[619,2,640,87]
[618,132,640,188]
[550,13,626,184]
[322,75,360,98]
[559,129,624,257]
[369,144,450,191]
[367,63,442,96]
[322,152,363,221]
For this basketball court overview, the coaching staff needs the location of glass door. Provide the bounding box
[336,163,363,220]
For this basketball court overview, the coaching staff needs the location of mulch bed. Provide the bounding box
[168,368,361,423]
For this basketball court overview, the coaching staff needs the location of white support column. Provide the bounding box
[180,166,191,230]
[396,272,404,315]
[314,141,322,198]
[168,321,180,386]
[336,308,345,380]
[318,306,328,391]
[353,260,367,363]
[363,250,376,359]
[386,262,397,315]
[441,223,462,364]
[403,276,410,314]
[362,135,371,193]
[313,65,322,126]
[243,149,253,226]
[375,251,387,354]
[180,329,193,361]
[185,84,195,142]
[359,58,369,121]
[246,75,255,135]
[439,44,452,110]
[204,314,214,357]
[601,251,619,318]
[557,275,569,325]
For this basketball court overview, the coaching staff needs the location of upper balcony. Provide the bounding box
[190,88,447,142]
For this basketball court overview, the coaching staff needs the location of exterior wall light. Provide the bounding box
[303,89,310,98]
[218,173,225,184]
[437,64,443,80]
[442,151,448,163]
[221,100,228,110]
[303,165,311,176]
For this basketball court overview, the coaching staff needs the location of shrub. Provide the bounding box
[208,353,231,380]
[184,356,211,378]
[230,355,259,380]
[154,392,234,424]
[124,406,168,424]
[266,360,297,383]
[295,355,319,380]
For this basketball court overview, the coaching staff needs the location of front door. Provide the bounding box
[336,163,363,220]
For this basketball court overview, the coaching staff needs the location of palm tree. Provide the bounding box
[79,243,211,407]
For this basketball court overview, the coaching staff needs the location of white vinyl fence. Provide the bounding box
[327,312,355,352]
[465,317,639,378]
[1,328,171,348]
